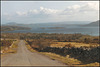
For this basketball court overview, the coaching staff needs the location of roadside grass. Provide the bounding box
[25,41,100,66]
[24,40,37,52]
[40,52,81,66]
[1,46,5,51]
[83,62,100,66]
[40,52,100,66]
[2,40,19,54]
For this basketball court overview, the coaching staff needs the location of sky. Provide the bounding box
[1,1,99,24]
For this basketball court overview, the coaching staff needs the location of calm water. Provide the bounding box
[2,24,99,36]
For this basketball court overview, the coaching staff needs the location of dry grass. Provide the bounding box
[83,62,100,66]
[40,52,100,66]
[2,40,19,54]
[26,45,37,52]
[1,46,5,51]
[24,41,100,66]
[40,52,81,66]
[24,41,37,52]
[51,42,99,48]
[3,48,17,53]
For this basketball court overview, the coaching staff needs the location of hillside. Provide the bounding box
[83,20,99,27]
[3,21,89,28]
[1,26,31,31]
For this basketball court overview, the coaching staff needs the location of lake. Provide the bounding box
[2,24,99,36]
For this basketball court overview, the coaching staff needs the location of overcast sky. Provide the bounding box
[1,1,99,24]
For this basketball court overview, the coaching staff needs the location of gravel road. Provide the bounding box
[1,40,66,66]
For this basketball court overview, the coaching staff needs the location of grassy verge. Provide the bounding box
[25,41,100,66]
[40,52,81,66]
[24,40,37,52]
[2,40,19,54]
[40,52,99,66]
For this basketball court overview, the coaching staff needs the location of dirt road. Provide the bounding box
[1,40,66,66]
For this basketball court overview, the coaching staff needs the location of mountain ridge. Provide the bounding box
[82,20,99,27]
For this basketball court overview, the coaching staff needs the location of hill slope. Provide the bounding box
[83,20,99,27]
[1,26,31,31]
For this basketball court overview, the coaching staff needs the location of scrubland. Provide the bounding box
[1,39,19,54]
[1,33,100,66]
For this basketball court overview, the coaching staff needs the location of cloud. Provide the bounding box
[60,2,99,17]
[66,5,80,11]
[29,9,39,14]
[13,2,99,17]
[15,7,60,16]
[81,1,99,10]
[39,7,60,14]
[16,11,27,16]
[2,2,99,23]
[79,2,99,12]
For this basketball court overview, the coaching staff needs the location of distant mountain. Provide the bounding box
[3,21,99,29]
[82,20,99,27]
[6,22,18,25]
[3,22,30,27]
[1,26,31,31]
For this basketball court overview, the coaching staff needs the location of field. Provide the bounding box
[50,42,99,48]
[25,40,100,66]
[1,33,100,66]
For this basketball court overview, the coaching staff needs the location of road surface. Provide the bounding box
[1,40,66,66]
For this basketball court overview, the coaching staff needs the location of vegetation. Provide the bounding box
[25,39,100,66]
[1,39,18,54]
[40,52,100,66]
[1,33,99,44]
[50,42,99,48]
[0,40,13,50]
[24,40,37,52]
[40,52,81,66]
[1,33,100,66]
